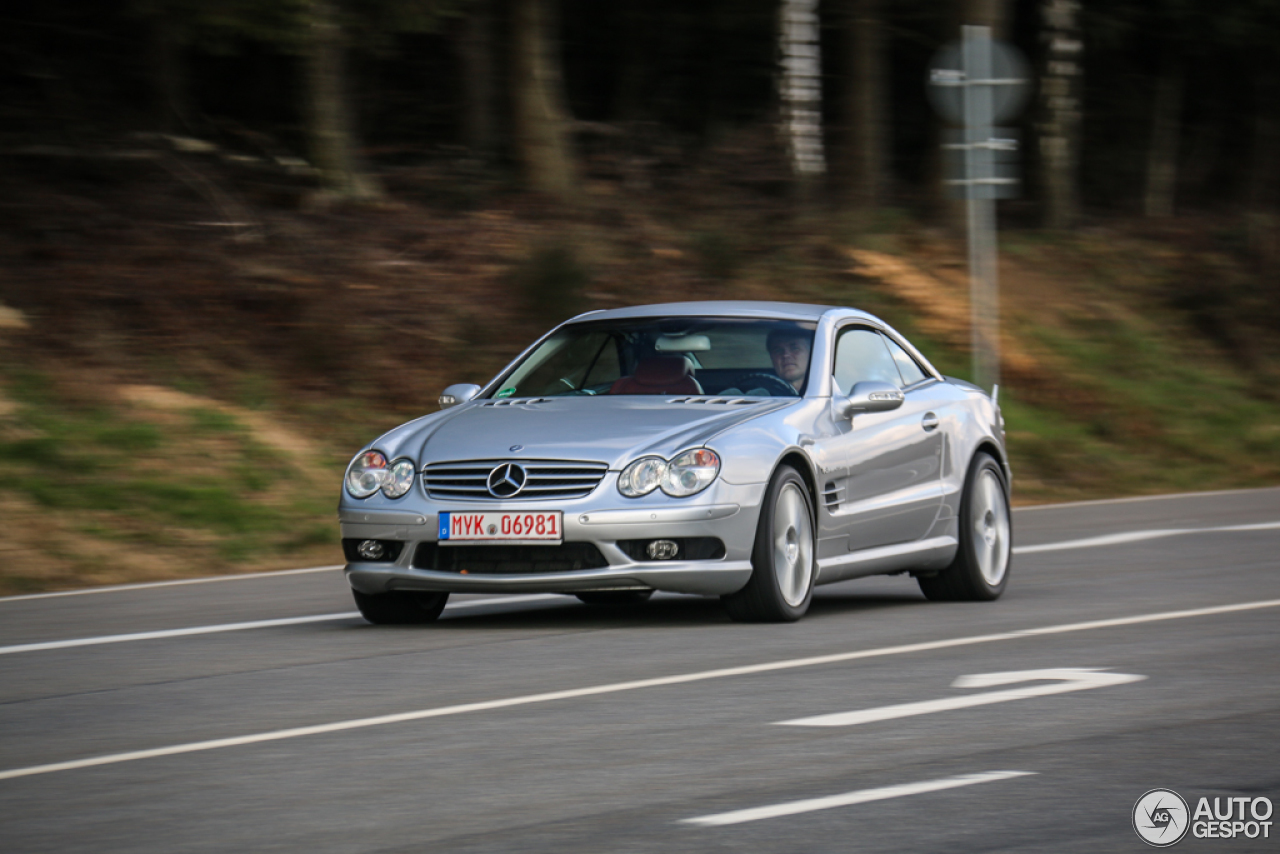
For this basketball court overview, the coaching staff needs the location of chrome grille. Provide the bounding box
[422,459,609,500]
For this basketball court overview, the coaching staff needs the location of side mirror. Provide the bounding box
[835,381,904,419]
[438,383,482,409]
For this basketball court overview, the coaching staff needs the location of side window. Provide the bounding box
[882,335,929,387]
[833,327,903,394]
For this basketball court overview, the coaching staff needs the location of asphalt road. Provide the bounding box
[1,487,1278,853]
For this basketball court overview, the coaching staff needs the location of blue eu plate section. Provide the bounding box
[439,513,452,540]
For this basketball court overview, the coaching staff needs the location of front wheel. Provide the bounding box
[352,589,449,624]
[723,465,816,622]
[918,452,1011,602]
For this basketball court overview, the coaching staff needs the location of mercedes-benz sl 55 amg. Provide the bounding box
[339,301,1011,623]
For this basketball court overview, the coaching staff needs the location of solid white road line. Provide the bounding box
[1,598,1277,782]
[1015,486,1280,512]
[0,565,345,603]
[0,594,568,656]
[0,613,360,655]
[681,770,1037,827]
[1012,521,1280,554]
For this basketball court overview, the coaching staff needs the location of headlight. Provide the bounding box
[618,457,666,497]
[383,459,416,498]
[345,451,388,499]
[618,449,720,498]
[663,449,720,497]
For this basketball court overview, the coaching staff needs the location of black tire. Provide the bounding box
[352,589,449,624]
[722,464,816,622]
[575,590,655,606]
[918,452,1011,602]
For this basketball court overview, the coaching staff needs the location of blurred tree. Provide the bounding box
[839,0,886,211]
[127,0,306,133]
[456,0,496,158]
[1038,0,1082,228]
[510,0,577,198]
[125,0,468,198]
[306,0,381,198]
[1143,48,1182,218]
[781,0,827,184]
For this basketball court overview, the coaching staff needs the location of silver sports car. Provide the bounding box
[340,301,1011,623]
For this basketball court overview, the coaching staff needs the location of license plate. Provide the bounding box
[438,511,563,544]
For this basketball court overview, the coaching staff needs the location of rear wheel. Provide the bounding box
[723,465,816,622]
[352,589,449,624]
[575,591,654,606]
[918,452,1011,601]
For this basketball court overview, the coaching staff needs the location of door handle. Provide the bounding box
[921,412,940,432]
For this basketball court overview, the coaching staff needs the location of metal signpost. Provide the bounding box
[929,27,1029,393]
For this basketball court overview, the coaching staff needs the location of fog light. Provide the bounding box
[357,540,386,560]
[646,540,679,560]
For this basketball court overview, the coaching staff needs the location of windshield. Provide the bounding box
[489,317,818,399]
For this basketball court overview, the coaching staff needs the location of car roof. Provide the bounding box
[569,301,872,323]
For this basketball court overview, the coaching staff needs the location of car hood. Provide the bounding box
[372,396,797,469]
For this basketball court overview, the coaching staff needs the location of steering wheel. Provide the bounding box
[734,372,799,397]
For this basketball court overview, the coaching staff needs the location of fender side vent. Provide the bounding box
[823,481,844,512]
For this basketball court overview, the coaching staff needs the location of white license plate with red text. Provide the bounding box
[438,511,563,544]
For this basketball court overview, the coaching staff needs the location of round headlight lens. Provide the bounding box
[618,457,667,497]
[382,459,416,498]
[345,451,388,499]
[662,448,720,497]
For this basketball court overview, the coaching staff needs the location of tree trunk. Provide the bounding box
[1248,75,1279,213]
[1037,0,1082,229]
[1247,73,1280,267]
[459,0,496,159]
[304,0,380,200]
[1143,54,1182,219]
[843,0,885,211]
[779,0,826,183]
[509,0,577,199]
[149,12,188,133]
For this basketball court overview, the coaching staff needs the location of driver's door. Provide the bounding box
[813,326,944,552]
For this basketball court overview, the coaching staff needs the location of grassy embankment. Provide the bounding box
[0,163,1276,594]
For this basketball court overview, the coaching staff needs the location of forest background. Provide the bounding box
[0,0,1278,593]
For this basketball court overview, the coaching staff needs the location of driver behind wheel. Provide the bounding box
[766,328,811,392]
[720,325,813,397]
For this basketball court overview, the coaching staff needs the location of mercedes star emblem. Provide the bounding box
[487,463,528,498]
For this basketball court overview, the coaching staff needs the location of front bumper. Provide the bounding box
[340,479,765,597]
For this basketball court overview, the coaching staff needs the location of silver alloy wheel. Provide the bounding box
[972,468,1010,586]
[773,482,814,607]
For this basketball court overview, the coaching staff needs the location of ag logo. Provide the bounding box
[1134,788,1190,847]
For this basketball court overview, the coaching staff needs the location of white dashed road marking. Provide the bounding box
[681,770,1037,827]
